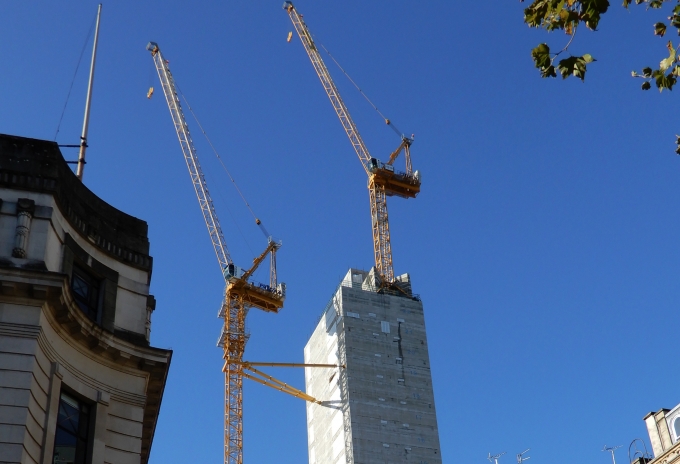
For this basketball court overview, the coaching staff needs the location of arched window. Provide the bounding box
[673,417,680,441]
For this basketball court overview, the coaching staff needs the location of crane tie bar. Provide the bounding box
[317,41,403,138]
[177,90,269,238]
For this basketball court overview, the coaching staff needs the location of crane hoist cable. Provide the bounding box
[176,84,271,241]
[316,40,405,139]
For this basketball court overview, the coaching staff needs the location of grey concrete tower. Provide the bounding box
[304,269,441,464]
[0,134,171,464]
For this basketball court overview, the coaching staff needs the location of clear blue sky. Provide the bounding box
[2,1,679,463]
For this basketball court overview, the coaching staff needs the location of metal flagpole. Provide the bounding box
[76,3,102,181]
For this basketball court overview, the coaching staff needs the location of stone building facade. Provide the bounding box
[304,268,441,464]
[643,403,680,464]
[0,134,171,464]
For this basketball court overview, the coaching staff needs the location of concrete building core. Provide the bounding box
[304,268,441,464]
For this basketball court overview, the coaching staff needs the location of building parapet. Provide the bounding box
[0,134,152,271]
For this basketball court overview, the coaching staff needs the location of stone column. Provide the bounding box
[40,362,63,464]
[91,391,110,464]
[145,295,156,343]
[12,198,35,258]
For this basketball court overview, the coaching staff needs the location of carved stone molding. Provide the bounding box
[12,198,35,258]
[0,267,172,464]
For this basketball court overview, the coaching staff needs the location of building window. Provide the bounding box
[53,392,91,464]
[381,321,390,333]
[71,264,101,321]
[674,417,680,441]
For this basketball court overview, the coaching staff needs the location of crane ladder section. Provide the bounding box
[370,181,394,283]
[222,294,246,464]
[150,44,232,271]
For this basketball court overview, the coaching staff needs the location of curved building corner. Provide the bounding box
[0,134,172,464]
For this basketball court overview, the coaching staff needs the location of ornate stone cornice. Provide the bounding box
[651,442,680,464]
[0,267,171,464]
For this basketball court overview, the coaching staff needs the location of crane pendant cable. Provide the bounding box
[175,86,270,241]
[316,39,404,139]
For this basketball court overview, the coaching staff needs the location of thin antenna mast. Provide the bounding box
[489,452,506,464]
[517,449,531,464]
[604,445,623,464]
[76,3,102,181]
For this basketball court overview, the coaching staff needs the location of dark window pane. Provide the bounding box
[53,393,90,464]
[54,427,77,447]
[57,401,79,435]
[71,265,100,321]
[71,275,89,299]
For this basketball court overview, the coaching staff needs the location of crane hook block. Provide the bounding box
[147,87,154,99]
[256,218,261,225]
[287,32,293,42]
[385,119,390,125]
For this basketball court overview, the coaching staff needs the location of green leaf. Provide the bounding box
[655,71,677,91]
[582,53,596,63]
[581,0,610,29]
[654,22,667,37]
[557,55,590,80]
[659,41,677,71]
[531,43,553,77]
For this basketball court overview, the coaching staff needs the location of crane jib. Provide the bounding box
[146,41,232,272]
[284,4,425,285]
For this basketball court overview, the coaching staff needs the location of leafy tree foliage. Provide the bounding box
[522,0,680,152]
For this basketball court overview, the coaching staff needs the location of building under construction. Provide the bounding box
[279,2,441,462]
[304,269,441,464]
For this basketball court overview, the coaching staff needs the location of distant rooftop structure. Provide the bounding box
[641,401,680,464]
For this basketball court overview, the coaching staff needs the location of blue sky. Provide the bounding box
[2,1,680,463]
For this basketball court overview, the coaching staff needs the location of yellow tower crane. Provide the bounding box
[147,41,340,464]
[283,2,421,288]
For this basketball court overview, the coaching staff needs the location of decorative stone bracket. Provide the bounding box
[12,198,36,258]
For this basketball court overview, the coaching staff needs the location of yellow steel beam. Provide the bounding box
[230,360,344,369]
[222,362,320,403]
[241,240,277,282]
[241,371,319,403]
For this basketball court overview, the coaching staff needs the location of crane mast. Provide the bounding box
[284,2,421,285]
[147,42,286,464]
